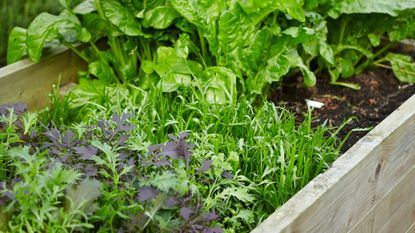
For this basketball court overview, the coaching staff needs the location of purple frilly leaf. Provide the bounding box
[165,196,178,208]
[180,207,194,221]
[199,160,213,173]
[204,226,223,233]
[137,186,159,202]
[221,171,234,180]
[74,145,98,160]
[202,212,219,221]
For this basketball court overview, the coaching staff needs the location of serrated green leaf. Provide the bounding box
[218,187,255,203]
[142,171,179,192]
[66,178,102,214]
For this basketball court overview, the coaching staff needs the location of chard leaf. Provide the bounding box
[143,6,179,29]
[73,0,96,14]
[246,48,291,94]
[170,0,222,55]
[26,13,63,62]
[384,53,415,83]
[154,46,202,92]
[88,60,117,83]
[319,41,335,65]
[200,66,237,104]
[217,6,255,58]
[287,49,316,86]
[7,27,27,64]
[329,0,415,18]
[100,0,143,36]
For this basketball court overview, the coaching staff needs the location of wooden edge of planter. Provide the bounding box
[0,46,86,110]
[252,94,415,232]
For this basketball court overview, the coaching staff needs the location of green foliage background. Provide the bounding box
[0,0,61,65]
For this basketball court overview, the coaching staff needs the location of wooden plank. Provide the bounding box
[406,223,415,233]
[0,47,86,110]
[350,166,415,233]
[252,93,415,233]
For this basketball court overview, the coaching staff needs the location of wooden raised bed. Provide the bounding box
[0,46,86,110]
[0,46,414,233]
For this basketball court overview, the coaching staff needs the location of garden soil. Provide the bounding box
[270,48,415,153]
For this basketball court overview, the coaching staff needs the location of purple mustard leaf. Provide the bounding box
[126,158,135,166]
[165,196,178,208]
[154,159,171,167]
[29,130,37,138]
[168,134,178,142]
[84,165,98,177]
[116,124,135,132]
[147,144,161,154]
[199,160,213,173]
[74,145,98,160]
[97,119,107,132]
[2,190,15,201]
[202,212,219,222]
[178,131,190,139]
[161,142,180,159]
[121,113,134,122]
[119,152,129,160]
[112,114,122,125]
[204,226,223,233]
[221,171,234,180]
[63,129,75,146]
[118,135,129,146]
[44,128,61,142]
[180,207,194,221]
[137,186,159,202]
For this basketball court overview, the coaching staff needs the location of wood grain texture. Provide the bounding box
[0,47,86,110]
[252,94,415,233]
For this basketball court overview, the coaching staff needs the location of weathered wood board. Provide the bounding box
[253,93,415,233]
[0,47,86,110]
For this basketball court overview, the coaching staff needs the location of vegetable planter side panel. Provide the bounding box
[0,47,86,110]
[253,94,415,233]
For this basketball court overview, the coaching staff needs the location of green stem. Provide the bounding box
[62,42,89,62]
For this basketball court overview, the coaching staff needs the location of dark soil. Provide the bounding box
[270,44,415,153]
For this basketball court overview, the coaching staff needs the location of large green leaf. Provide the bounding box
[329,0,415,18]
[199,66,237,104]
[384,53,415,83]
[73,0,96,14]
[143,6,179,29]
[246,48,291,94]
[88,60,117,83]
[7,27,27,64]
[26,13,63,62]
[100,0,143,36]
[153,46,202,92]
